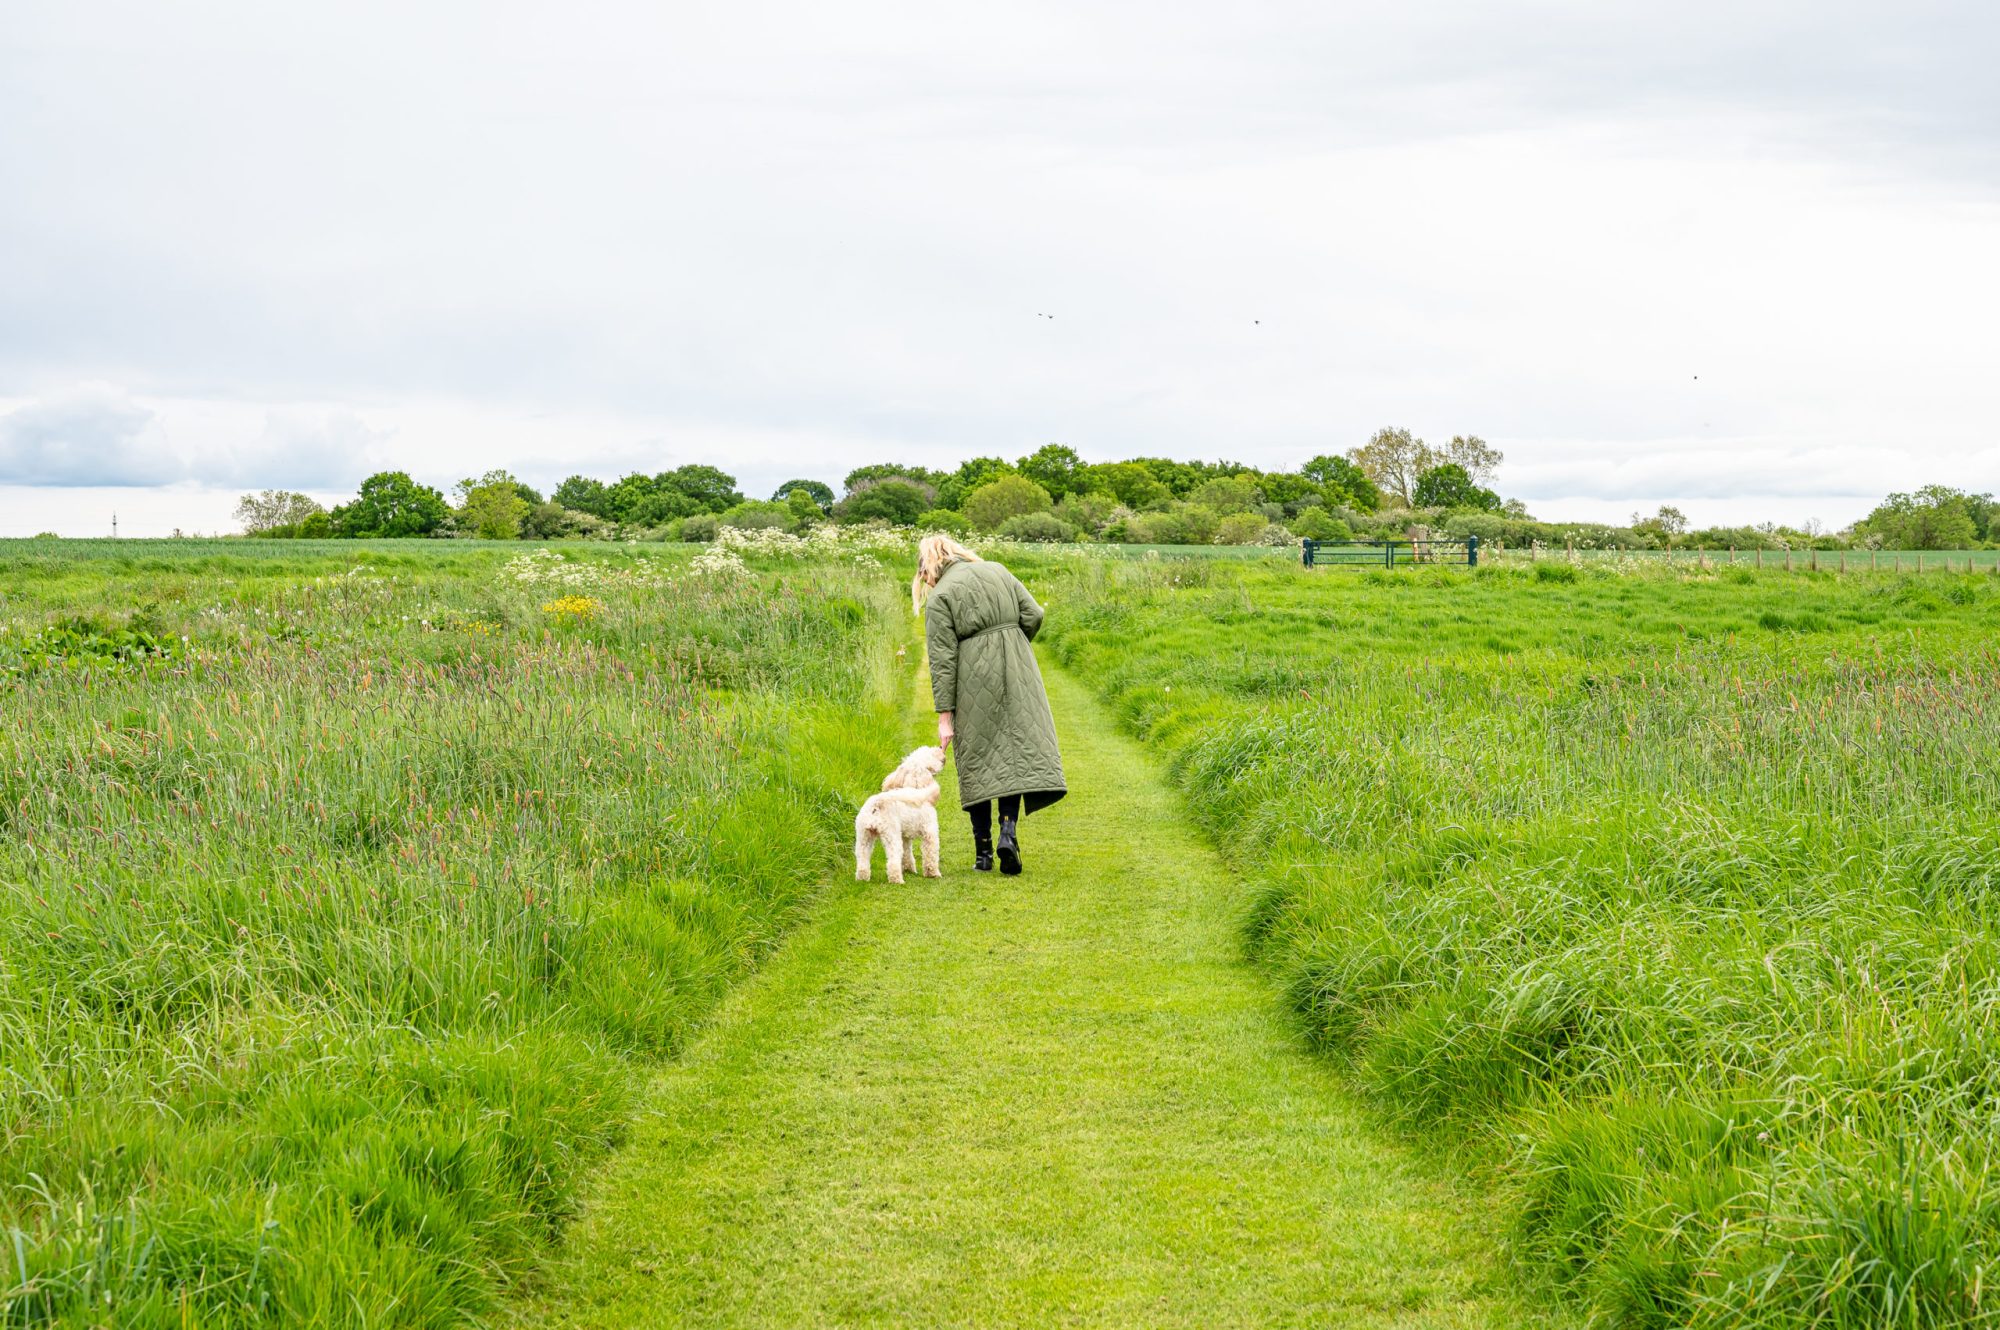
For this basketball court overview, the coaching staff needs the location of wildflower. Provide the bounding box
[689,546,751,579]
[540,595,604,623]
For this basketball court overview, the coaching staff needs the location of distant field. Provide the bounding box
[0,540,902,1326]
[1483,544,2000,572]
[1032,554,2000,1327]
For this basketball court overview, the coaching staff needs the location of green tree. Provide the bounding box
[1439,434,1504,485]
[521,501,580,539]
[233,489,326,536]
[1054,491,1119,536]
[1858,486,1980,550]
[1085,462,1173,511]
[962,475,1054,531]
[1412,464,1501,512]
[1188,475,1264,514]
[455,470,531,539]
[665,465,743,513]
[553,475,611,517]
[1017,444,1086,500]
[603,473,700,526]
[1968,493,1997,543]
[1299,454,1381,511]
[785,488,826,523]
[1346,427,1434,507]
[1126,457,1205,498]
[772,479,835,510]
[936,457,1018,510]
[844,463,946,493]
[836,480,931,525]
[331,471,449,538]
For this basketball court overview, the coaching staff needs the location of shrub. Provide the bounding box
[835,480,930,526]
[995,512,1076,543]
[1123,502,1219,546]
[721,500,793,531]
[680,514,721,542]
[1055,491,1120,537]
[963,476,1054,531]
[1292,510,1352,542]
[1189,475,1264,514]
[1215,512,1269,545]
[916,508,972,537]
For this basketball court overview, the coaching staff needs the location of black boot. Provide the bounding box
[974,836,994,872]
[996,818,1022,876]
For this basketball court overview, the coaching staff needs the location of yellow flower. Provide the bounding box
[540,595,603,623]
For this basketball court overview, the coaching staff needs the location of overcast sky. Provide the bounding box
[3,0,1997,535]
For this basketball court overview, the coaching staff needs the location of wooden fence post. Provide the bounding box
[1730,546,1736,564]
[1756,548,1763,569]
[1872,548,1878,571]
[1785,549,1793,571]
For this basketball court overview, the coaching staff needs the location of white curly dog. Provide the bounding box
[854,745,945,883]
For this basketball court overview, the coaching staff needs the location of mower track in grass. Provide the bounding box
[518,655,1568,1329]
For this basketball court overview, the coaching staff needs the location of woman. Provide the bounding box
[914,534,1066,874]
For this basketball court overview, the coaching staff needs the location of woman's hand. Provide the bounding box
[938,711,954,751]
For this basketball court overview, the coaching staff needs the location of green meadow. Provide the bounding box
[7,537,2000,1327]
[0,538,902,1326]
[1031,552,2000,1326]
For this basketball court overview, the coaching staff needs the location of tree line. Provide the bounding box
[234,428,1998,551]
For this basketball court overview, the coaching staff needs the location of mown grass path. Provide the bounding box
[519,657,1568,1329]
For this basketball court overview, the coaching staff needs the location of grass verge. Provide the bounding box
[1029,552,2000,1327]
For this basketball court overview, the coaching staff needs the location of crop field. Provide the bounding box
[1034,555,2000,1327]
[0,539,904,1326]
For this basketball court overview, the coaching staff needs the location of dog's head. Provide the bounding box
[881,744,946,791]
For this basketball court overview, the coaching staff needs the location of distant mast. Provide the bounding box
[112,512,119,539]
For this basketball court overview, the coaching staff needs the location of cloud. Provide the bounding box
[0,384,174,486]
[220,410,392,489]
[0,2,1996,522]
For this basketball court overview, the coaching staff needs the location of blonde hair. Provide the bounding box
[912,533,982,613]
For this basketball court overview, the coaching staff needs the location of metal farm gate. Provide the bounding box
[1301,537,1479,568]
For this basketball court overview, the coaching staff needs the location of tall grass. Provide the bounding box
[1,541,905,1326]
[1032,554,2000,1326]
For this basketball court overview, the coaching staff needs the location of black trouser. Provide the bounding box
[966,795,1022,847]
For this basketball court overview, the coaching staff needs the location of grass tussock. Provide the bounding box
[1029,552,2000,1327]
[0,540,907,1326]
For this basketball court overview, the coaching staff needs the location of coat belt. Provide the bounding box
[962,622,1021,643]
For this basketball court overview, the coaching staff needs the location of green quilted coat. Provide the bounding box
[925,558,1067,813]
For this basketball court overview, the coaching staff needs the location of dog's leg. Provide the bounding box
[883,825,905,884]
[903,830,917,875]
[922,808,940,877]
[854,826,873,881]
